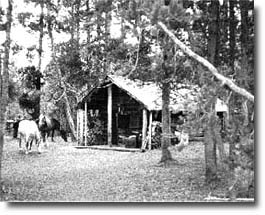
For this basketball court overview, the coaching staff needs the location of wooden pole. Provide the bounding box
[148,111,152,150]
[107,85,112,147]
[80,110,84,145]
[142,108,148,149]
[84,101,88,145]
[76,109,79,145]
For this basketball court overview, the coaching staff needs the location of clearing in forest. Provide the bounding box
[1,136,232,202]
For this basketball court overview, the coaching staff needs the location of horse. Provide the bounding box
[38,114,68,144]
[17,120,41,154]
[174,130,189,152]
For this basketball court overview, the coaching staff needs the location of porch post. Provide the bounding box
[84,101,88,145]
[142,108,148,149]
[76,109,79,145]
[148,111,153,150]
[80,109,84,145]
[107,85,112,147]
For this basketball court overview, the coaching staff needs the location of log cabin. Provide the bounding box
[76,75,210,149]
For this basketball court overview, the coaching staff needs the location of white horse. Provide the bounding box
[174,130,189,152]
[18,120,42,154]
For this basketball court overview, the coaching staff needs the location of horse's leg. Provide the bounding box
[41,131,47,148]
[28,139,33,153]
[18,137,22,152]
[46,131,50,146]
[45,131,49,147]
[51,129,55,142]
[36,138,41,154]
[25,140,29,155]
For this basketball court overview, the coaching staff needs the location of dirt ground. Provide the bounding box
[0,136,231,202]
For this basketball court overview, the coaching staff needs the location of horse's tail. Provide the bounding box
[13,121,20,138]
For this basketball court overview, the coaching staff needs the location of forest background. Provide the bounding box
[0,0,261,208]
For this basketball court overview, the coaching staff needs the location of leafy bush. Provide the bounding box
[86,115,104,145]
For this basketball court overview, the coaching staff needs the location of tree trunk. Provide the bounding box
[0,55,2,87]
[47,12,77,141]
[86,0,91,66]
[0,0,12,182]
[54,65,77,141]
[71,2,75,42]
[239,0,250,90]
[105,2,112,40]
[204,0,220,183]
[120,12,125,42]
[86,0,91,43]
[96,3,101,39]
[160,81,173,163]
[96,2,102,74]
[38,0,44,71]
[204,113,218,183]
[63,92,77,140]
[76,0,81,45]
[36,0,44,117]
[228,0,236,164]
[207,0,220,66]
[229,0,236,71]
[104,1,112,72]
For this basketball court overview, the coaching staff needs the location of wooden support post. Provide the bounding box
[142,108,148,149]
[76,109,79,145]
[84,101,88,146]
[107,85,112,147]
[148,111,152,150]
[80,110,84,145]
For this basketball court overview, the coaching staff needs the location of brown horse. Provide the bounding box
[38,114,67,144]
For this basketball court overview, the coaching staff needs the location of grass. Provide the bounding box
[0,135,233,202]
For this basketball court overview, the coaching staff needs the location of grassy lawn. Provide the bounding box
[0,136,231,202]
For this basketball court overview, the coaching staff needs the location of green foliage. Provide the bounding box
[86,115,104,145]
[17,12,33,26]
[0,6,5,30]
[7,80,18,102]
[106,38,130,59]
[16,66,43,119]
[18,66,44,90]
[18,91,40,110]
[0,23,7,31]
[95,0,113,13]
[231,167,254,198]
[226,123,254,198]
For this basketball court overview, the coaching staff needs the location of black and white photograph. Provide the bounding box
[0,0,257,206]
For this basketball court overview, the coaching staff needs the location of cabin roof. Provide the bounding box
[79,75,200,113]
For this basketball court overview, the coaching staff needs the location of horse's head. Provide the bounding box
[38,114,47,130]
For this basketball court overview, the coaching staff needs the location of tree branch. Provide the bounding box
[157,21,254,103]
[65,82,79,101]
[127,28,143,77]
[53,88,66,103]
